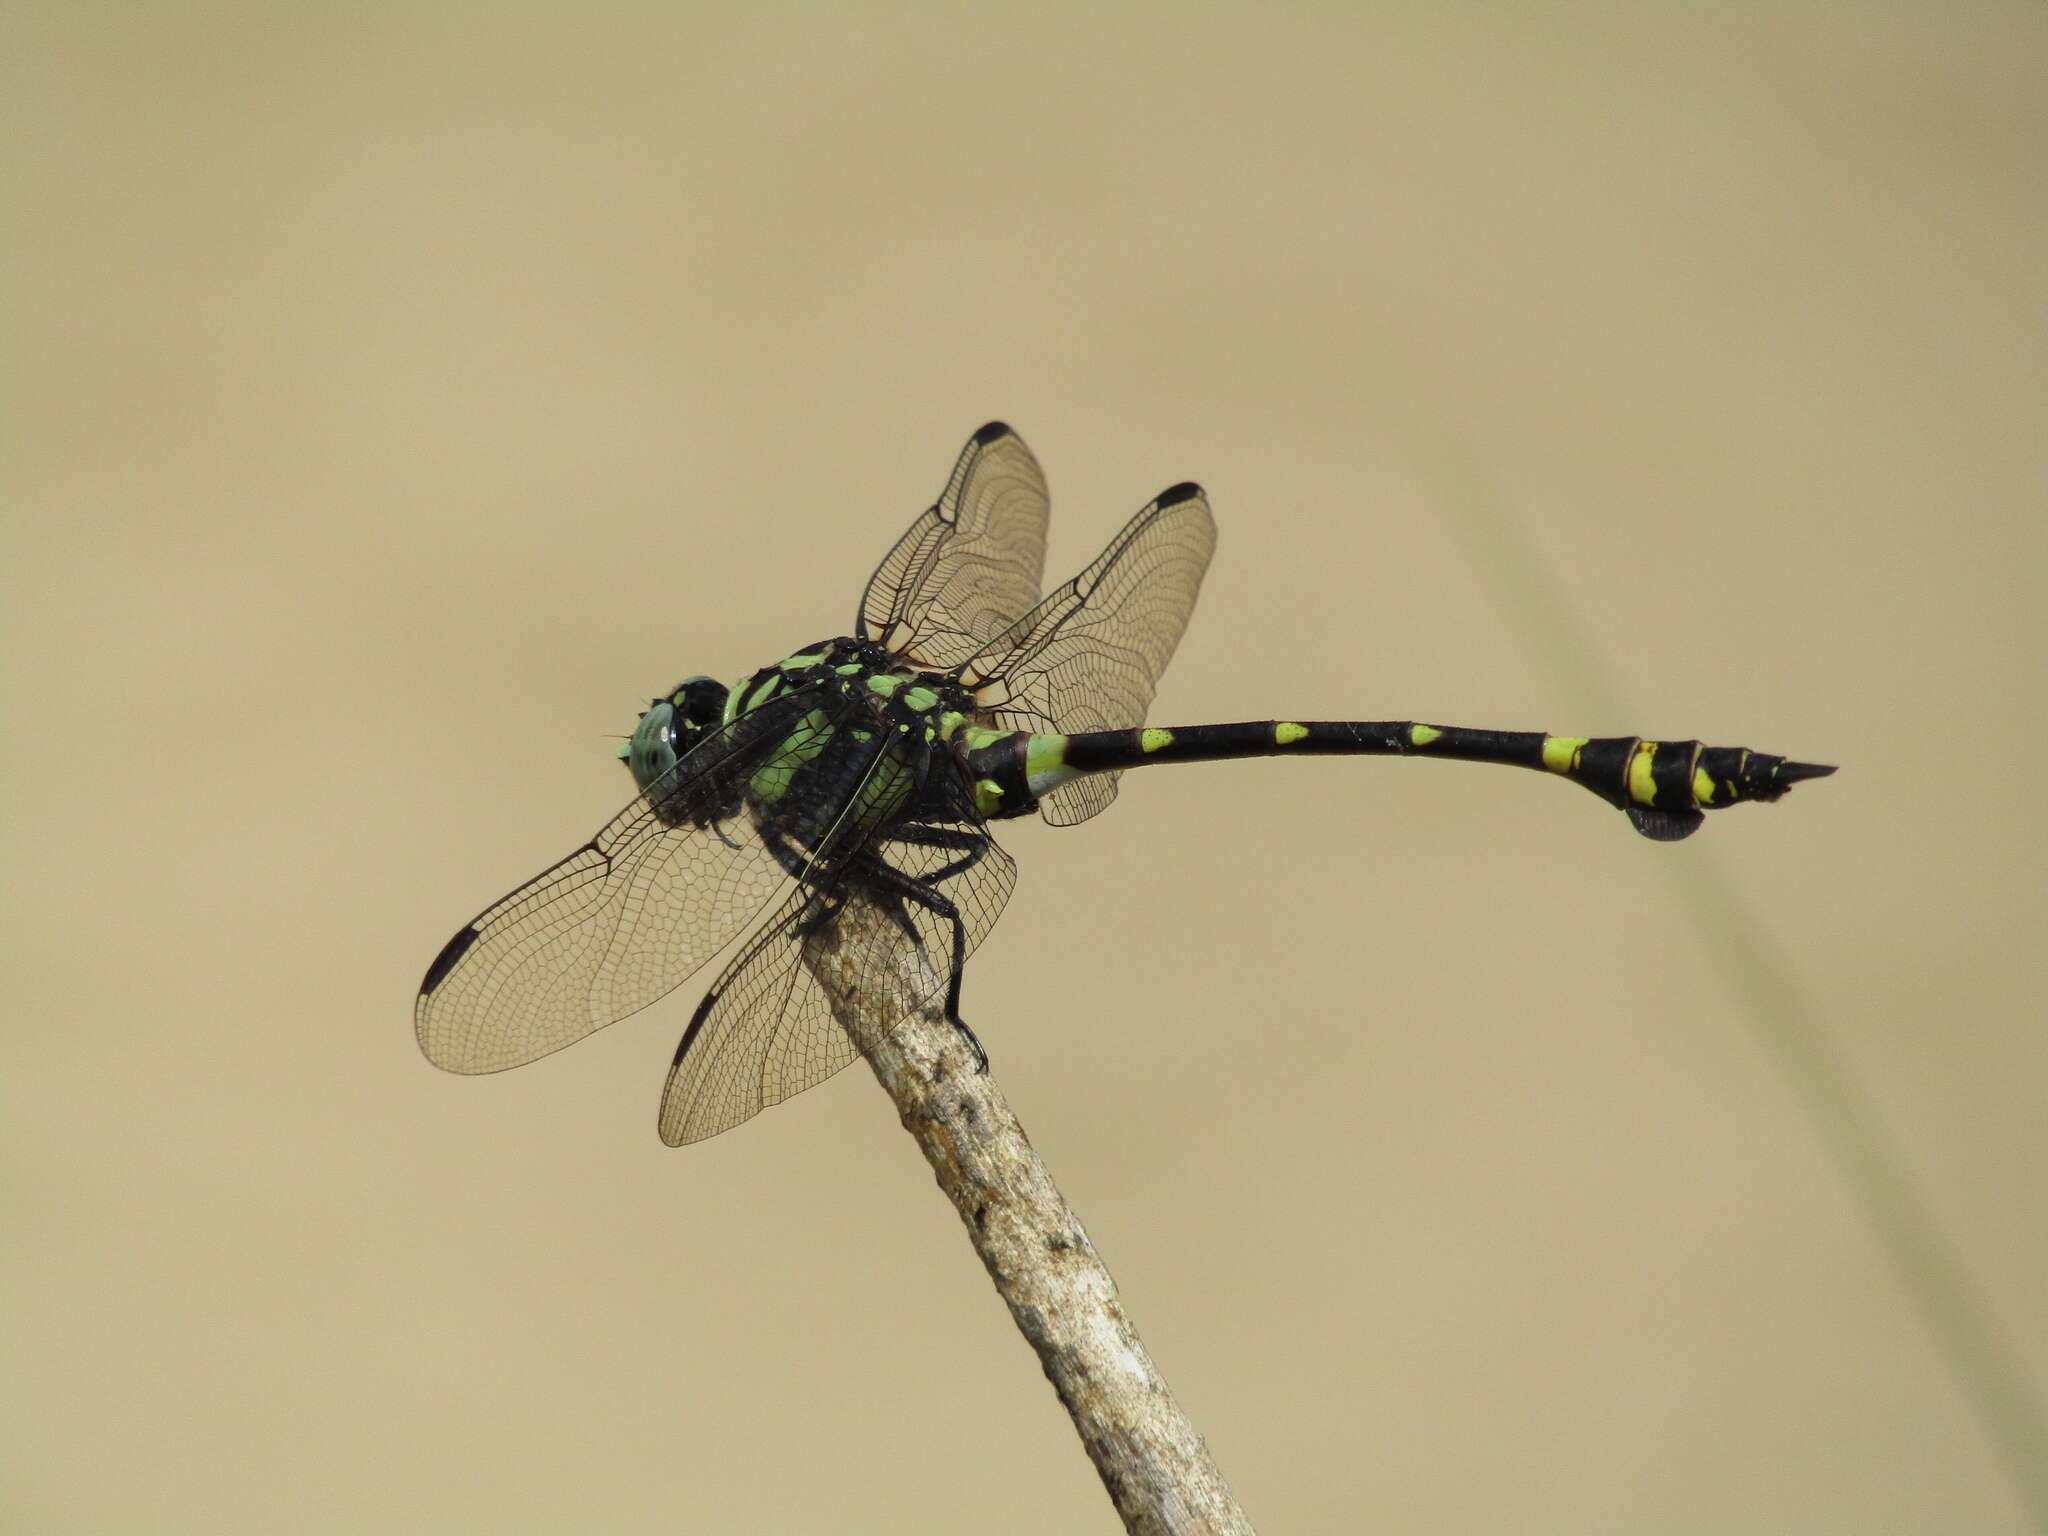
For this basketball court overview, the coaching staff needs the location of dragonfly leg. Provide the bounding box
[757,821,814,884]
[951,1015,990,1074]
[887,822,989,886]
[790,886,846,941]
[857,852,986,1073]
[869,885,925,945]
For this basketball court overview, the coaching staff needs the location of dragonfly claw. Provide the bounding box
[952,1015,990,1074]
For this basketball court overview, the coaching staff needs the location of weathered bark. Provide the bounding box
[804,896,1255,1536]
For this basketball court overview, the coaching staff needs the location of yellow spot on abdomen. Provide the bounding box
[1628,741,1659,805]
[1692,766,1717,805]
[1140,727,1174,754]
[1410,724,1442,747]
[1542,735,1587,774]
[1275,722,1309,746]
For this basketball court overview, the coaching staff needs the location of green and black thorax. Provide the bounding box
[626,636,995,858]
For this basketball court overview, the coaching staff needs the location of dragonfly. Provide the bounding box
[417,423,1835,1145]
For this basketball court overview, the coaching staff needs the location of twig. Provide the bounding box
[804,895,1255,1536]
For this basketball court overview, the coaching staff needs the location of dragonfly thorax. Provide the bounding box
[616,636,995,864]
[710,637,985,838]
[722,638,978,736]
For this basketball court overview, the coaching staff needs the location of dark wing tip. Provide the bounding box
[971,421,1015,445]
[668,990,718,1067]
[420,924,482,998]
[1155,480,1206,508]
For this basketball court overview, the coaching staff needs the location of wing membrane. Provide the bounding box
[655,887,847,1146]
[659,804,1017,1145]
[857,422,1050,670]
[960,481,1216,825]
[415,688,847,1075]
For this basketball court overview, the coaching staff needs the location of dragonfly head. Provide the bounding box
[624,676,729,792]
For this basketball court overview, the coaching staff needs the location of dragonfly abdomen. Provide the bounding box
[963,721,1834,840]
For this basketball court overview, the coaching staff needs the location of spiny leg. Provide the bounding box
[840,826,989,1046]
[757,820,815,884]
[853,842,988,1072]
[791,884,847,941]
[857,820,990,953]
[886,822,990,885]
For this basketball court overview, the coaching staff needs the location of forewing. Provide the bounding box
[659,811,1018,1146]
[415,689,845,1075]
[857,422,1050,670]
[960,481,1216,825]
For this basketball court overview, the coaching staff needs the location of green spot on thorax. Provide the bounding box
[741,674,784,716]
[852,748,913,824]
[746,706,834,802]
[973,777,1005,818]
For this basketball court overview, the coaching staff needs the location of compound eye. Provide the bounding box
[672,676,729,735]
[626,700,678,792]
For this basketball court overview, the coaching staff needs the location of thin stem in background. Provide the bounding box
[1438,444,2047,1529]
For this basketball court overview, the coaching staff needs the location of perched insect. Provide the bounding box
[417,424,1834,1143]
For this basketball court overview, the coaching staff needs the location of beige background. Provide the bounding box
[6,5,2042,1531]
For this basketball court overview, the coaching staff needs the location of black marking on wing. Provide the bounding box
[857,422,1050,671]
[413,687,850,1075]
[420,925,481,997]
[959,480,1216,825]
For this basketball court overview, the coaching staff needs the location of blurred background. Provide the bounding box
[6,5,2041,1531]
